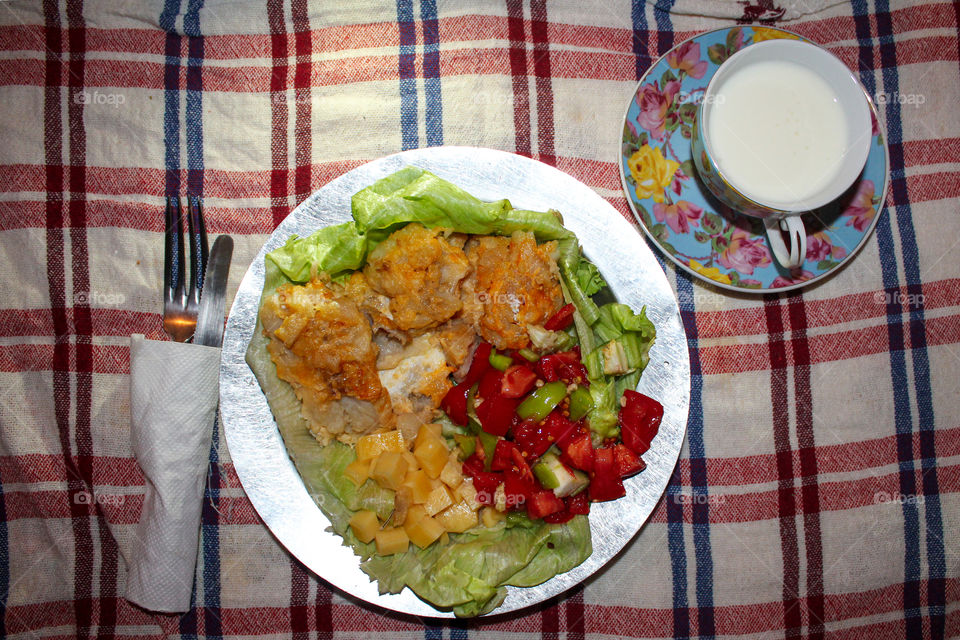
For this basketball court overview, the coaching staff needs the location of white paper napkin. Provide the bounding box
[125,333,221,613]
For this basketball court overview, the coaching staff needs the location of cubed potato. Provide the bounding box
[424,422,442,438]
[436,500,478,533]
[440,532,449,546]
[423,484,454,517]
[439,452,463,489]
[402,469,436,504]
[374,527,409,556]
[356,430,405,461]
[414,431,449,479]
[370,451,409,490]
[348,510,380,543]
[405,504,427,527]
[456,478,481,510]
[404,513,445,548]
[481,506,506,528]
[343,458,371,487]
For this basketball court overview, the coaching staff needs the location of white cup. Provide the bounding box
[691,40,872,269]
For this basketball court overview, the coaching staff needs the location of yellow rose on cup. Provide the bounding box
[688,260,732,285]
[628,144,680,203]
[751,28,802,43]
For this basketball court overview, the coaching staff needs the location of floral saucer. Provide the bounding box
[618,26,889,293]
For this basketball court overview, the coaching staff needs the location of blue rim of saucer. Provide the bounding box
[618,26,890,294]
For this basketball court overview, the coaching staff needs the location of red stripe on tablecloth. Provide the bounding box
[699,313,960,375]
[506,0,531,156]
[4,580,956,637]
[696,280,960,340]
[530,0,555,166]
[0,162,956,214]
[644,464,960,525]
[1,4,954,60]
[292,0,312,208]
[42,1,95,635]
[267,0,289,229]
[765,297,802,637]
[288,1,313,633]
[0,308,162,340]
[1,29,956,91]
[539,596,560,639]
[788,296,825,639]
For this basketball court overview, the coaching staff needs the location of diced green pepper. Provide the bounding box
[478,431,498,471]
[532,451,589,497]
[453,434,476,459]
[516,381,567,422]
[517,348,539,362]
[488,350,512,372]
[568,386,594,421]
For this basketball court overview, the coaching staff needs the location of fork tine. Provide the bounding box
[186,196,208,305]
[163,196,185,306]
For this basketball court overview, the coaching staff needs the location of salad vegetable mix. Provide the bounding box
[245,167,665,616]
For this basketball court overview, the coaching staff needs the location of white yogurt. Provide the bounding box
[707,59,848,207]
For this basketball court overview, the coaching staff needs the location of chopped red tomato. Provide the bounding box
[589,448,626,502]
[566,491,590,515]
[542,411,580,448]
[504,467,538,510]
[477,368,503,401]
[544,303,576,331]
[611,443,645,477]
[440,381,470,426]
[471,471,502,505]
[527,490,565,520]
[491,439,520,472]
[477,395,519,437]
[500,364,538,398]
[537,348,589,385]
[462,342,492,386]
[461,450,485,477]
[559,430,594,472]
[618,390,663,455]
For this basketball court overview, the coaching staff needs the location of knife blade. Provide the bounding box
[193,235,233,347]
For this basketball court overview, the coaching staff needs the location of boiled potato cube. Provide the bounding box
[414,431,449,479]
[456,478,481,510]
[440,532,449,546]
[393,485,413,527]
[402,469,436,504]
[370,451,408,490]
[348,510,380,543]
[405,504,427,527]
[374,527,409,556]
[425,422,442,438]
[356,430,405,461]
[404,513,445,548]
[401,450,418,470]
[423,484,454,517]
[439,452,463,489]
[481,506,506,528]
[343,458,371,487]
[436,500,478,533]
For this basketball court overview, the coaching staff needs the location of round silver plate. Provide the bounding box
[220,147,691,618]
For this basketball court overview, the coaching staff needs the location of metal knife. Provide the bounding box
[193,235,233,347]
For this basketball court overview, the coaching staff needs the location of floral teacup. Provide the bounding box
[691,40,871,269]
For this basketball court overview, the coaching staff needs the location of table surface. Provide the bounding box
[1,1,957,639]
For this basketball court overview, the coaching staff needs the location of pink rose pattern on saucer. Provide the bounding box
[621,26,888,292]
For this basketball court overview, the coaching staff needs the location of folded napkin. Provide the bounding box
[126,334,221,613]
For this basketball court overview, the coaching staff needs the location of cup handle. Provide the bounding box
[763,217,807,270]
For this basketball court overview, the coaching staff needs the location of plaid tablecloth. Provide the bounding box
[1,0,958,638]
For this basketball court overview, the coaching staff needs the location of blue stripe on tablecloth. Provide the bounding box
[424,626,442,640]
[397,0,417,150]
[630,0,650,79]
[874,3,945,635]
[0,471,7,639]
[421,0,443,147]
[653,2,676,66]
[160,0,181,196]
[849,2,923,636]
[185,0,204,196]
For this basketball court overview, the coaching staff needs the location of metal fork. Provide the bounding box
[163,196,208,342]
